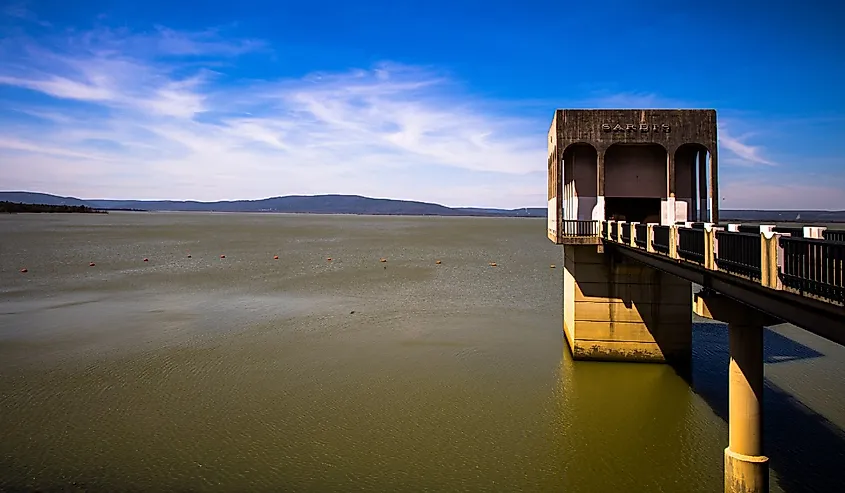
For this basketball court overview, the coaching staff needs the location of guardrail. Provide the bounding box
[824,229,845,243]
[677,227,705,264]
[715,231,762,281]
[557,220,843,306]
[652,226,671,254]
[560,220,599,237]
[779,236,844,303]
[634,223,648,249]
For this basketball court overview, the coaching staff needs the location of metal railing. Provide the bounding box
[779,236,844,304]
[560,220,599,237]
[652,226,671,254]
[559,219,844,306]
[635,223,648,249]
[823,229,845,243]
[678,227,705,264]
[715,231,762,281]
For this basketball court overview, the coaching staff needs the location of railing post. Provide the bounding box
[629,222,638,247]
[704,224,717,270]
[646,223,656,253]
[606,221,614,240]
[617,221,625,242]
[760,231,782,290]
[669,225,679,259]
[727,224,740,233]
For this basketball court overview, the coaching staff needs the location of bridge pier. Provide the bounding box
[695,291,776,493]
[562,245,692,364]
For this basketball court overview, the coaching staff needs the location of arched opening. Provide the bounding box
[561,143,598,221]
[674,143,710,222]
[604,143,667,223]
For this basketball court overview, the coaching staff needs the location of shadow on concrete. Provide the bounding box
[690,322,845,493]
[570,250,694,368]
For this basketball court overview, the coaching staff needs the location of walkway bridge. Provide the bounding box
[559,219,844,344]
[547,109,844,493]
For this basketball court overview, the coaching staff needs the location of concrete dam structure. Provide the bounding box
[546,109,845,493]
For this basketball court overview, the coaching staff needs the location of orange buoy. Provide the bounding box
[20,268,27,273]
[89,262,96,267]
[220,255,226,259]
[327,257,332,261]
[380,258,387,263]
[273,255,279,260]
[143,258,149,262]
[435,260,441,264]
[489,262,497,267]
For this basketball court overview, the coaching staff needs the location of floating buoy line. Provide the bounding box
[12,256,570,273]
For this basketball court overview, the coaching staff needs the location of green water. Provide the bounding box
[1,212,843,492]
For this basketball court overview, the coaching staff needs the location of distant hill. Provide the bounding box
[3,191,842,222]
[0,191,547,218]
[719,209,845,223]
[0,192,90,207]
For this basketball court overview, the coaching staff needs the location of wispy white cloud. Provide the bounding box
[718,123,777,167]
[0,24,839,209]
[0,26,546,207]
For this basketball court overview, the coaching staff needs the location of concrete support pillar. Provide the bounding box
[694,291,775,493]
[725,322,769,493]
[698,150,708,223]
[562,245,692,365]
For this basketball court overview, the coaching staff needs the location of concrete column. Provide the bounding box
[554,153,566,239]
[565,166,571,220]
[690,156,699,220]
[597,150,606,220]
[698,150,708,222]
[710,146,719,224]
[693,291,773,493]
[725,323,769,493]
[667,150,676,198]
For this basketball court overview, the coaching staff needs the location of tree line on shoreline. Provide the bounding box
[0,201,108,214]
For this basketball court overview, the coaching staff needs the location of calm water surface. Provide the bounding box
[1,212,843,492]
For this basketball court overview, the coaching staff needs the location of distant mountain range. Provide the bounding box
[0,191,546,217]
[2,191,843,222]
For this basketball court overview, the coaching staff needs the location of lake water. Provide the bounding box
[1,212,843,492]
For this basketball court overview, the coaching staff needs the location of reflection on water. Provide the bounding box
[0,212,843,492]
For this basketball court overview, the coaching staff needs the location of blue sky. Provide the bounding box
[1,0,843,209]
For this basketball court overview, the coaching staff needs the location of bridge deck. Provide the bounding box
[556,220,845,345]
